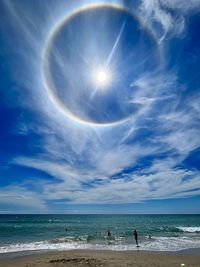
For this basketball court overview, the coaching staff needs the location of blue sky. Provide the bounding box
[0,0,200,214]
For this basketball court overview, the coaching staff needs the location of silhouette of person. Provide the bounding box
[108,229,111,237]
[134,229,139,246]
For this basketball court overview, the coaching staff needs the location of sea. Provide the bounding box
[0,214,200,253]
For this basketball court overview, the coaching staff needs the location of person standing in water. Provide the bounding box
[134,229,139,247]
[108,229,111,237]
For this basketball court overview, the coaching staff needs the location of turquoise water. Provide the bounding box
[0,214,200,253]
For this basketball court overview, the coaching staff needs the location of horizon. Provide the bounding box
[0,0,200,214]
[0,213,200,216]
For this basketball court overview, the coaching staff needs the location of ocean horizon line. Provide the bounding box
[0,213,200,216]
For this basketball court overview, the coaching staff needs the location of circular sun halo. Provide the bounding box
[43,3,161,126]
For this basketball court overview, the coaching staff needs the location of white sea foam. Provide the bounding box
[177,227,200,233]
[1,235,200,253]
[0,240,82,254]
[141,236,200,251]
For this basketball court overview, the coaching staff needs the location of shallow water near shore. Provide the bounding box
[0,214,200,253]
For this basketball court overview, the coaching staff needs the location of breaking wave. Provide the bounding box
[1,234,200,253]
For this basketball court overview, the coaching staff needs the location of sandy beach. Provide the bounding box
[0,249,200,267]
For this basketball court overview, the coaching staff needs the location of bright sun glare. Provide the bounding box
[93,68,111,87]
[97,70,107,83]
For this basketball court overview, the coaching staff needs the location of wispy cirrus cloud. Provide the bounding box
[0,185,46,211]
[9,155,200,205]
[10,64,200,209]
[140,0,200,42]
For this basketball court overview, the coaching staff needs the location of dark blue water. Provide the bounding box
[0,214,200,253]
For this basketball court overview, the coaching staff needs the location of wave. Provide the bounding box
[177,227,200,233]
[50,234,121,244]
[160,226,184,233]
[1,235,200,254]
[160,226,200,233]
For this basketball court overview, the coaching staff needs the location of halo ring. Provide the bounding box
[42,2,161,127]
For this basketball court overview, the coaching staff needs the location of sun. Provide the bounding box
[97,70,107,83]
[92,68,111,87]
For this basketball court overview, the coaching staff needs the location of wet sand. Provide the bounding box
[0,249,200,267]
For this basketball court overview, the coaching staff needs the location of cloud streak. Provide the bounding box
[140,0,200,42]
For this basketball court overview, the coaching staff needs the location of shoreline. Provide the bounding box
[0,247,200,259]
[0,249,200,267]
[0,247,200,262]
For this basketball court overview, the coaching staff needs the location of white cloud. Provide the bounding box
[11,153,200,205]
[139,0,200,41]
[0,185,47,210]
[11,68,200,205]
[160,0,200,12]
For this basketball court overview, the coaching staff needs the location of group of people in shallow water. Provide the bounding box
[66,227,141,247]
[108,229,139,247]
